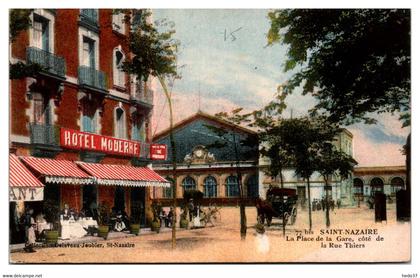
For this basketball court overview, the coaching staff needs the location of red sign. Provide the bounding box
[60,128,141,157]
[150,144,167,160]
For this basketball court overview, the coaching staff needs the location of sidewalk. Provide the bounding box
[10,226,174,253]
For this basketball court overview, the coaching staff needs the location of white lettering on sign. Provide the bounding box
[60,128,141,157]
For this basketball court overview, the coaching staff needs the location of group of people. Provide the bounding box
[159,208,174,227]
[312,197,340,211]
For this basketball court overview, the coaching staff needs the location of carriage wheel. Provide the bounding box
[283,212,290,225]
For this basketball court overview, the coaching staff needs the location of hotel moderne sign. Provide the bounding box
[60,128,167,160]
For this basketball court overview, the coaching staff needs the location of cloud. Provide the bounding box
[349,128,406,167]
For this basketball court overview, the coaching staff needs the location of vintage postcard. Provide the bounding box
[7,8,411,266]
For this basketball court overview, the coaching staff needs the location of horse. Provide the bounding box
[255,198,279,226]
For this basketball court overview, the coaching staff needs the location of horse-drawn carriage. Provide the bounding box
[256,187,298,226]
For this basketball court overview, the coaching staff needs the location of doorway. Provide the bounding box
[130,187,145,227]
[82,185,98,219]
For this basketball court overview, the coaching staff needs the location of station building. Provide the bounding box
[151,112,259,206]
[258,129,355,207]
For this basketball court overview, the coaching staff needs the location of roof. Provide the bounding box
[9,154,44,188]
[20,156,94,185]
[354,166,406,175]
[77,162,170,187]
[153,111,257,141]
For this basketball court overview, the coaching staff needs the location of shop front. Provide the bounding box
[9,154,45,244]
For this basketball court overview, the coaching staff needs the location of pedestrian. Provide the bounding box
[23,208,36,253]
[255,223,269,254]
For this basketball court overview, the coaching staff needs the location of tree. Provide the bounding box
[122,9,180,248]
[314,144,357,227]
[267,9,410,127]
[205,108,258,240]
[9,9,45,80]
[259,123,294,236]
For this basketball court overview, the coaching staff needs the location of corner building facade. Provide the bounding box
[9,9,165,237]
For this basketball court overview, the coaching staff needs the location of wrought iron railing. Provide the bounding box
[80,9,98,27]
[29,123,59,146]
[26,47,66,77]
[78,66,108,91]
[131,88,153,106]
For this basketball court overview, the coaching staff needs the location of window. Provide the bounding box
[131,114,145,142]
[204,176,217,198]
[113,49,125,87]
[112,12,126,34]
[246,175,259,198]
[33,14,49,51]
[81,100,97,133]
[115,107,126,139]
[82,37,95,68]
[182,177,196,192]
[33,93,51,125]
[225,175,239,197]
[163,177,173,198]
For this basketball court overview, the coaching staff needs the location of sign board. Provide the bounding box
[150,144,167,160]
[9,187,44,202]
[324,185,333,190]
[60,128,141,157]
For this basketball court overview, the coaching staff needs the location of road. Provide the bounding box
[10,205,410,263]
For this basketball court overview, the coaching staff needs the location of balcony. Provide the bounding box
[130,88,153,110]
[29,123,61,157]
[79,9,99,32]
[78,66,108,94]
[26,47,66,79]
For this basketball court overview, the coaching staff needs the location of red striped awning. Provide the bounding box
[76,162,170,187]
[20,156,94,185]
[9,154,44,188]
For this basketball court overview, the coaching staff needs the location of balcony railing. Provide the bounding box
[131,88,153,108]
[29,123,59,146]
[80,9,99,29]
[78,66,108,92]
[26,47,66,78]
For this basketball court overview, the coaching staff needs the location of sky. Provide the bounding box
[151,9,410,167]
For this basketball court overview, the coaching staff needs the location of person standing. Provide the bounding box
[255,223,269,254]
[23,208,36,253]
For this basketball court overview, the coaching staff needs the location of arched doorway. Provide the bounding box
[390,177,404,194]
[370,177,384,194]
[353,178,364,196]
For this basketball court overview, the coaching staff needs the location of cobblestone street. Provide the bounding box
[10,205,410,263]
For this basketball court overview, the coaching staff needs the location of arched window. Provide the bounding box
[113,48,125,87]
[370,177,384,193]
[390,177,405,194]
[204,176,217,198]
[225,175,239,197]
[114,107,126,139]
[353,178,364,195]
[112,12,126,34]
[182,176,196,192]
[246,175,259,198]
